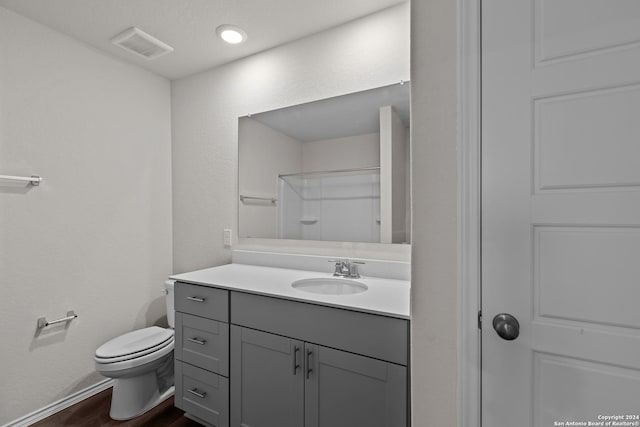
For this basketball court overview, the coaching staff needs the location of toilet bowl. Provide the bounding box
[94,280,175,420]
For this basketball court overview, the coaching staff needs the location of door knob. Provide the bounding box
[492,313,519,340]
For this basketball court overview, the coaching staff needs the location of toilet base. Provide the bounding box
[109,372,174,420]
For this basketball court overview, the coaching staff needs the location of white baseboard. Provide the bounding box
[2,379,113,427]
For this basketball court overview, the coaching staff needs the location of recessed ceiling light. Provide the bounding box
[216,25,247,44]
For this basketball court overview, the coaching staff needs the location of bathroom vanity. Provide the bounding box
[171,260,410,427]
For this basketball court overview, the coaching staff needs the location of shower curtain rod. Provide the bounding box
[278,166,380,178]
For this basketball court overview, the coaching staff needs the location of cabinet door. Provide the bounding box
[230,325,304,427]
[305,344,407,427]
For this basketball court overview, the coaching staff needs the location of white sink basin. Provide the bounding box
[291,277,368,295]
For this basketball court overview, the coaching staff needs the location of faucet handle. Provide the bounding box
[348,261,365,278]
[328,259,345,276]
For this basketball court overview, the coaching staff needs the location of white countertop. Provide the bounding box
[170,263,410,320]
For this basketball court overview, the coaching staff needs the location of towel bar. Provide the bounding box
[0,174,43,186]
[37,310,78,329]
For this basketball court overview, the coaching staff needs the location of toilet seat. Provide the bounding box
[95,326,174,364]
[95,338,174,374]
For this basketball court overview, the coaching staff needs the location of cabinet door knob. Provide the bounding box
[188,337,207,345]
[292,346,300,375]
[306,349,313,379]
[186,296,206,303]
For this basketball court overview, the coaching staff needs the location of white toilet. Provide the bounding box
[94,280,176,420]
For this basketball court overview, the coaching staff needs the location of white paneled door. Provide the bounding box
[482,1,640,426]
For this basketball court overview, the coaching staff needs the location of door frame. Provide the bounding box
[457,0,482,426]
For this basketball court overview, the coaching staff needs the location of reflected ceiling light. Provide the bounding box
[216,25,247,44]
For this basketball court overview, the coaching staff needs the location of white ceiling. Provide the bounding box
[0,0,406,80]
[251,82,410,142]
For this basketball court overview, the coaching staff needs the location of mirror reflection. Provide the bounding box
[238,82,411,244]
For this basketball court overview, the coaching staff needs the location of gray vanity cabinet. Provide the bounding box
[174,282,409,427]
[229,291,408,427]
[230,325,406,427]
[230,326,304,427]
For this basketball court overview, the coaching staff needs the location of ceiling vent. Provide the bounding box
[110,27,173,60]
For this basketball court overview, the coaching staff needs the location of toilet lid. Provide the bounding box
[95,326,174,360]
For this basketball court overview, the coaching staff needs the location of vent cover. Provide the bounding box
[110,27,173,60]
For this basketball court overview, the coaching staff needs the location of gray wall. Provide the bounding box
[0,6,172,424]
[171,3,411,274]
[410,0,459,426]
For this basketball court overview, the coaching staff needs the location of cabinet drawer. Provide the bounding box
[175,312,229,376]
[231,292,409,366]
[175,282,228,322]
[175,361,229,427]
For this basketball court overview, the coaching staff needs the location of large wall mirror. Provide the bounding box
[238,82,410,244]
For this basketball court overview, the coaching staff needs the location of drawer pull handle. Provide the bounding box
[187,388,207,399]
[292,346,300,375]
[306,348,313,379]
[188,337,207,345]
[186,296,206,303]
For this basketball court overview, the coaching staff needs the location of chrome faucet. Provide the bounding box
[328,259,364,279]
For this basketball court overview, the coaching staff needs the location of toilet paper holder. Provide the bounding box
[37,310,78,329]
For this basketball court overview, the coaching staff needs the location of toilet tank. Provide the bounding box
[165,280,175,328]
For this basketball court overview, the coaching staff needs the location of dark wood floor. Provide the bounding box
[31,388,201,427]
